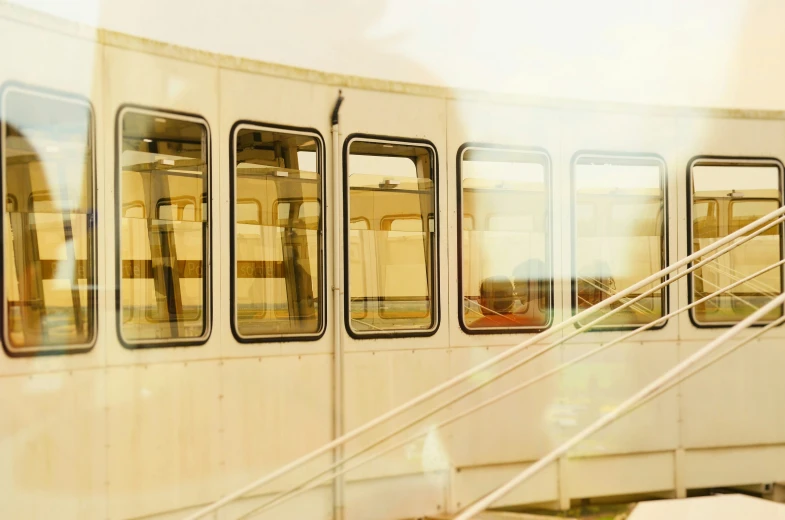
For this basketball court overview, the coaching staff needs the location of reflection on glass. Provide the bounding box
[119,110,209,344]
[460,148,551,330]
[347,140,436,334]
[574,157,665,328]
[691,164,783,324]
[232,127,322,337]
[2,87,96,351]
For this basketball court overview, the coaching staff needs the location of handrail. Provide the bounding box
[624,314,785,419]
[694,273,760,311]
[578,276,657,315]
[454,290,785,519]
[236,225,785,518]
[236,256,785,519]
[185,205,785,520]
[704,262,780,295]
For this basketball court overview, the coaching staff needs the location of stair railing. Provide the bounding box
[456,290,785,519]
[185,204,785,520]
[237,255,785,519]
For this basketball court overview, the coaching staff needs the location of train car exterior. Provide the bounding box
[1,4,785,519]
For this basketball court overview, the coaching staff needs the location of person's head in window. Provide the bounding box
[479,276,514,316]
[512,259,548,308]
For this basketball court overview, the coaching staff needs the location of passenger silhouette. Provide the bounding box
[512,258,550,326]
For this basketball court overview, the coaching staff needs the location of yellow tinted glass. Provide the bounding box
[574,157,665,328]
[119,110,209,345]
[460,148,551,331]
[691,164,783,324]
[2,88,96,352]
[233,127,323,338]
[347,140,436,334]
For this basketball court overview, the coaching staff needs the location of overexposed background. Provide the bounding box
[6,0,785,109]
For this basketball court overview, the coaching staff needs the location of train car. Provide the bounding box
[1,3,785,519]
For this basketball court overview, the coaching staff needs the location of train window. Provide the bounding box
[1,86,97,354]
[231,125,324,340]
[118,108,210,346]
[345,137,437,336]
[572,154,666,329]
[689,159,784,325]
[458,146,551,332]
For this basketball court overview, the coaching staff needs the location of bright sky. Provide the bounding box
[8,0,785,109]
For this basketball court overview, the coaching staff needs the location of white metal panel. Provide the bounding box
[567,452,674,498]
[216,65,337,518]
[0,16,98,95]
[446,345,562,466]
[674,116,785,345]
[338,88,452,498]
[680,340,785,449]
[102,45,221,366]
[0,370,106,519]
[0,16,106,377]
[559,110,679,346]
[217,67,335,358]
[105,362,223,519]
[219,355,333,494]
[676,118,785,160]
[345,472,446,520]
[338,86,449,352]
[561,341,679,457]
[445,98,565,349]
[453,462,558,510]
[684,445,785,489]
[343,348,452,480]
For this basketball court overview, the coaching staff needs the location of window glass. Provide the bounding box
[573,157,665,328]
[693,199,719,239]
[119,110,209,345]
[460,148,551,331]
[346,139,436,334]
[691,163,783,324]
[2,87,96,352]
[232,126,322,338]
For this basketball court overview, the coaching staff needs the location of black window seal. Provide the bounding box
[0,81,99,358]
[343,133,441,340]
[229,120,327,344]
[455,142,554,335]
[115,104,213,349]
[686,155,785,329]
[570,150,670,332]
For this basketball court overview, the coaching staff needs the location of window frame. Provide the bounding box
[570,151,670,332]
[229,121,327,343]
[342,133,440,339]
[456,143,554,335]
[686,155,785,329]
[114,105,213,349]
[0,82,99,357]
